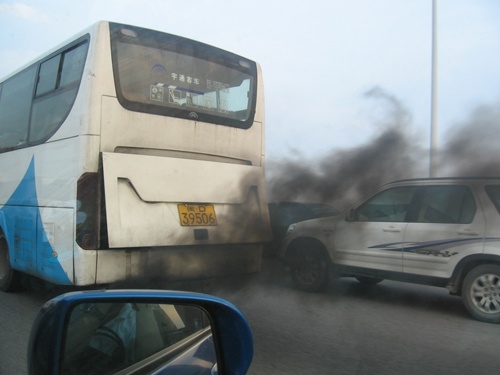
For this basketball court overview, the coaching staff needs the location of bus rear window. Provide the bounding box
[110,23,257,129]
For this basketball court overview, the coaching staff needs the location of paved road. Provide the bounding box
[0,283,54,374]
[2,258,500,374]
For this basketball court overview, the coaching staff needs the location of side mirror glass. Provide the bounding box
[345,208,356,222]
[63,302,212,374]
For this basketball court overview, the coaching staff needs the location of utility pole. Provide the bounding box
[430,0,438,177]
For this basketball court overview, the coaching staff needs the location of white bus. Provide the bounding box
[0,21,271,291]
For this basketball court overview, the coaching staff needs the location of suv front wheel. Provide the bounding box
[462,264,500,324]
[290,244,330,292]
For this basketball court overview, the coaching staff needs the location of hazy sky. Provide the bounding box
[1,0,499,163]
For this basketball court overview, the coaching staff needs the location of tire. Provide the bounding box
[355,276,383,285]
[462,264,500,323]
[290,245,330,292]
[0,233,19,292]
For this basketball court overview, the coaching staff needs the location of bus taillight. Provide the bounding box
[76,172,100,250]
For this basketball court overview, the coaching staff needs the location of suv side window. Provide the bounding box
[355,186,417,222]
[416,185,476,224]
[485,185,500,214]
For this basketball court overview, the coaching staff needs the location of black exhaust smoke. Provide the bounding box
[267,86,426,209]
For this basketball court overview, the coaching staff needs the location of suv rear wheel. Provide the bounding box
[290,245,330,292]
[462,264,500,324]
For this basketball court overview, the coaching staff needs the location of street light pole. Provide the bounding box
[430,0,438,177]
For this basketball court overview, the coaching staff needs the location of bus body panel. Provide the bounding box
[102,152,270,248]
[0,153,76,285]
[72,246,98,285]
[38,206,75,284]
[100,96,264,166]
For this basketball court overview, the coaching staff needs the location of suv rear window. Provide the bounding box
[485,185,500,214]
[417,185,476,224]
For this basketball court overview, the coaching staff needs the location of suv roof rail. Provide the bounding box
[389,176,500,184]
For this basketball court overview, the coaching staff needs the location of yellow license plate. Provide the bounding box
[178,204,217,226]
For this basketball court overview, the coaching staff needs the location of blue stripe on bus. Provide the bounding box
[0,157,72,285]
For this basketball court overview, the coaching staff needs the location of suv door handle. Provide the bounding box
[383,226,402,233]
[457,229,479,236]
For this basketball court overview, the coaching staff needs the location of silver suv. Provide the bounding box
[279,178,500,323]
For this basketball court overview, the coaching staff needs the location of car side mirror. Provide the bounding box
[27,290,253,375]
[345,208,356,222]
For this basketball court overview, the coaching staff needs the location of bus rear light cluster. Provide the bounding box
[76,172,100,250]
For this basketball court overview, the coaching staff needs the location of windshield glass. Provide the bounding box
[110,22,257,129]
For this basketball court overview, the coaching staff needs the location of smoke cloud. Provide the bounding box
[267,86,427,210]
[267,87,500,210]
[440,103,500,177]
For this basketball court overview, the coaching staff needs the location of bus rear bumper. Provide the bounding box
[93,244,263,285]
